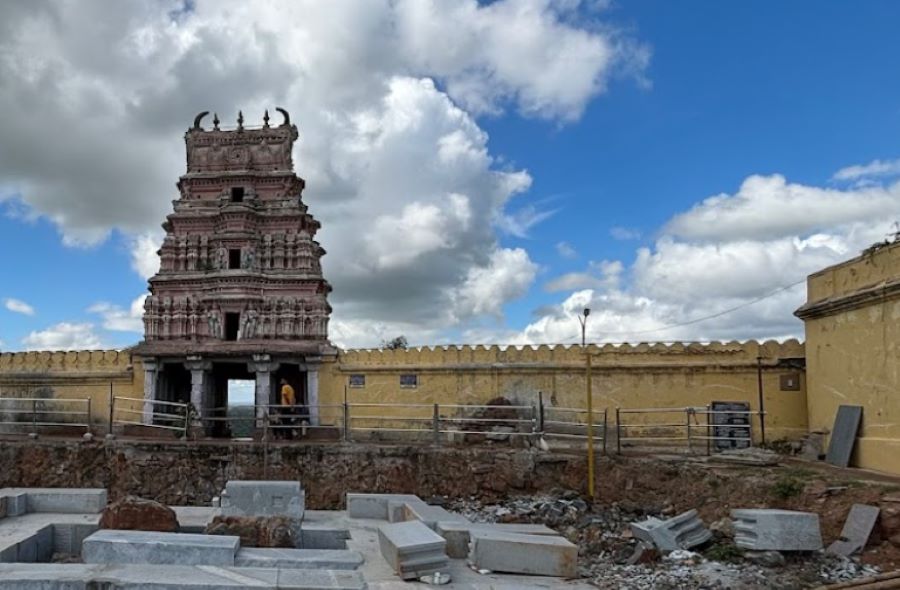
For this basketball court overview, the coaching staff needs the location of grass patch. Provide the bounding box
[772,476,805,499]
[705,542,744,563]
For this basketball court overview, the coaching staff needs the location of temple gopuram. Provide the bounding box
[132,109,334,433]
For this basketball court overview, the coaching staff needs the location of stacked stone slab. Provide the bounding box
[377,520,448,580]
[732,509,823,551]
[630,509,711,552]
[82,530,241,566]
[221,481,304,519]
[468,529,578,578]
[435,522,559,559]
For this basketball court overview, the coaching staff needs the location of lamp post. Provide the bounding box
[578,308,590,346]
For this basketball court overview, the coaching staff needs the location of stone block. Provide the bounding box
[469,529,578,578]
[732,509,823,551]
[221,481,304,519]
[436,522,558,559]
[11,525,54,563]
[300,525,350,550]
[22,488,107,514]
[378,520,448,580]
[346,493,420,520]
[399,500,469,530]
[236,547,363,570]
[53,523,99,555]
[0,491,28,516]
[827,504,880,556]
[630,509,711,551]
[82,529,240,566]
[826,405,863,468]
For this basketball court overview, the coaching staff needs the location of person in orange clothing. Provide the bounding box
[278,378,296,440]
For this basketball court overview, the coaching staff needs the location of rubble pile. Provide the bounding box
[449,490,881,589]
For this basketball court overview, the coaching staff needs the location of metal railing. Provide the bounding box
[0,397,91,435]
[615,405,760,454]
[540,406,608,453]
[110,396,189,437]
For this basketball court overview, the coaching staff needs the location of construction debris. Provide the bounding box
[630,509,712,552]
[828,504,880,557]
[733,509,824,551]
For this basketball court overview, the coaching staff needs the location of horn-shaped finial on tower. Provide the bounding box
[192,111,209,130]
[212,113,220,130]
[237,110,244,131]
[276,107,290,127]
[263,109,270,128]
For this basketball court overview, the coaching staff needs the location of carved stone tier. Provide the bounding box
[133,109,332,357]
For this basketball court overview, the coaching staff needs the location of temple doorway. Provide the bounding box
[209,362,254,438]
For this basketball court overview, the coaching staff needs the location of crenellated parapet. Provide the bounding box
[336,339,805,372]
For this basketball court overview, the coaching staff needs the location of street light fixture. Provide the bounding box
[578,307,591,346]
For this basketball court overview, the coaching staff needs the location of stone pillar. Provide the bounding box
[306,360,320,426]
[142,359,158,425]
[185,356,211,428]
[249,354,279,428]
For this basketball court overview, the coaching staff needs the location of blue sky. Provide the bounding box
[1,1,899,350]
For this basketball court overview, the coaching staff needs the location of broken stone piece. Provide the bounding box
[99,495,179,533]
[732,509,822,551]
[630,509,712,552]
[827,504,880,557]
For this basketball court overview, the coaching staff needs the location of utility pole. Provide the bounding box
[578,307,595,500]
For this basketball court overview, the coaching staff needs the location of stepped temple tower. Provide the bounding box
[133,109,334,432]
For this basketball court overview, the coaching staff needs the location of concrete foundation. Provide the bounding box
[0,488,108,515]
[469,529,578,578]
[732,509,823,551]
[82,530,240,566]
[0,563,368,589]
[346,494,421,520]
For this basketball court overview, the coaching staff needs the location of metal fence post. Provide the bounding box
[537,391,545,433]
[615,407,621,454]
[706,404,711,456]
[108,389,115,436]
[602,409,608,455]
[86,398,92,435]
[432,403,440,445]
[686,408,693,453]
[32,399,37,435]
[343,402,350,442]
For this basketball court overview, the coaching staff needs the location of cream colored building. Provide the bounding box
[796,240,900,473]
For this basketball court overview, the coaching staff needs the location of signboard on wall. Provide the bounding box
[710,401,752,451]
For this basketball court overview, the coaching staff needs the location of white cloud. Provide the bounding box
[544,260,622,293]
[833,158,900,181]
[453,248,538,319]
[0,3,646,347]
[664,174,900,242]
[610,226,641,240]
[556,241,577,259]
[129,233,162,281]
[4,298,35,316]
[22,323,103,351]
[87,295,146,333]
[503,171,900,345]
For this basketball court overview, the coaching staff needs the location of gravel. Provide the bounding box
[446,490,881,589]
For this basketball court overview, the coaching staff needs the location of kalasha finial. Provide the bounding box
[263,109,270,128]
[237,110,244,131]
[212,113,220,130]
